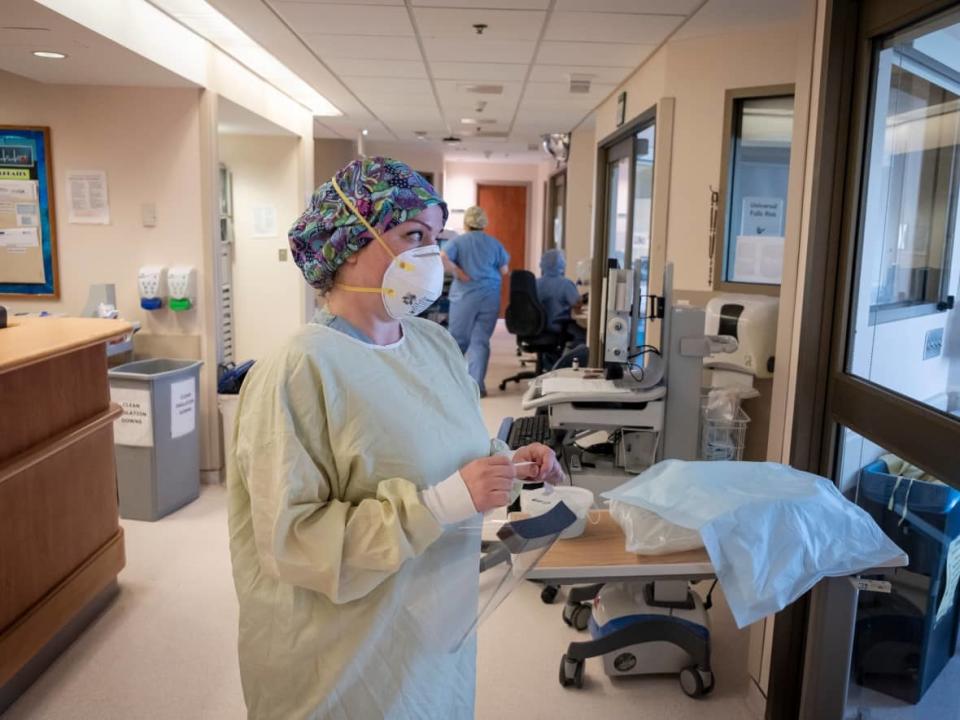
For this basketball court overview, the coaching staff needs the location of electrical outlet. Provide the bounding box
[278,248,288,262]
[923,327,944,360]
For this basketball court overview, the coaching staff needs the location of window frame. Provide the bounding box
[864,48,960,325]
[589,104,659,367]
[713,84,796,295]
[545,167,567,252]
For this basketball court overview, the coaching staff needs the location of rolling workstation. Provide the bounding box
[493,261,763,696]
[503,261,759,494]
[490,260,905,711]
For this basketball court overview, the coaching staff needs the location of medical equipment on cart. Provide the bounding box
[559,580,715,699]
[520,263,739,494]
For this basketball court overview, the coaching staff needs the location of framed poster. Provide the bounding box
[0,126,59,297]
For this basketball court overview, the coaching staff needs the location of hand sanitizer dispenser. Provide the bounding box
[138,266,166,310]
[167,266,197,312]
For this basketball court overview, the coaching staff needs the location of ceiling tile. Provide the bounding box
[424,37,536,63]
[529,64,632,84]
[282,0,403,5]
[553,0,700,13]
[413,8,545,41]
[536,41,656,67]
[272,2,413,36]
[545,11,683,44]
[411,0,549,8]
[368,105,444,122]
[523,81,617,102]
[304,34,423,60]
[435,79,522,100]
[348,77,434,95]
[431,62,528,82]
[325,58,427,78]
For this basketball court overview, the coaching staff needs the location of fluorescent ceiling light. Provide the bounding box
[148,0,339,116]
[33,50,66,59]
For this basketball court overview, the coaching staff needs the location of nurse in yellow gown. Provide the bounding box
[227,157,562,720]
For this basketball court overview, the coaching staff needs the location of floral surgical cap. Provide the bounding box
[289,156,448,292]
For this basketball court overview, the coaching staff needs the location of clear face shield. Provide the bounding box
[407,502,577,654]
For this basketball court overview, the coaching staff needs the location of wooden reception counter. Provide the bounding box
[0,317,131,709]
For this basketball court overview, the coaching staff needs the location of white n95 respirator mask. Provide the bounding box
[378,245,444,319]
[330,177,445,319]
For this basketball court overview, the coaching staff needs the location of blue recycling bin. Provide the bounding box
[852,459,960,703]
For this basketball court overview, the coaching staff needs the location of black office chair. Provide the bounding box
[499,270,566,391]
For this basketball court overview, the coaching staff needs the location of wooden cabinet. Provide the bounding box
[0,318,130,705]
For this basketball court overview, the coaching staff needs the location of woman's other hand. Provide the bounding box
[456,268,472,283]
[460,455,534,512]
[512,443,564,486]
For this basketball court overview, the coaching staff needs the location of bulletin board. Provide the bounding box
[0,126,59,298]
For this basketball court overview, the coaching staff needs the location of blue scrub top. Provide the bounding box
[445,231,509,299]
[537,275,581,332]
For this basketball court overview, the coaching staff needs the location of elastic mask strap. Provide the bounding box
[335,283,396,298]
[330,176,413,272]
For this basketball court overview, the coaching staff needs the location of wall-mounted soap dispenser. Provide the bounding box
[138,266,166,310]
[167,266,197,312]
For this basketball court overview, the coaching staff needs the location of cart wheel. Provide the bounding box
[559,654,584,689]
[702,670,715,695]
[680,665,706,699]
[541,585,559,604]
[571,604,591,631]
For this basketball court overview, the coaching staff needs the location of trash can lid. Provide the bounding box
[109,358,203,380]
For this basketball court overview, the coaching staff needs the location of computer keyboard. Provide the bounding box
[507,414,552,450]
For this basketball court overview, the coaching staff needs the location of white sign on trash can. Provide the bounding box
[111,387,153,447]
[170,377,196,439]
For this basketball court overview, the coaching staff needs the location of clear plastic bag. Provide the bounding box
[609,499,704,555]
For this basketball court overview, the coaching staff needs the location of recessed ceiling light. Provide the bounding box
[33,50,66,59]
[361,128,369,136]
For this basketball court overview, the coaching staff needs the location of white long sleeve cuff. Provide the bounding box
[420,471,478,526]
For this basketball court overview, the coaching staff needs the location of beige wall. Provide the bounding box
[442,159,553,273]
[564,121,596,283]
[1,72,205,336]
[313,138,356,191]
[219,134,305,362]
[591,21,802,293]
[364,141,445,194]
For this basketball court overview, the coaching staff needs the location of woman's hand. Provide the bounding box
[512,443,564,486]
[456,268,472,283]
[461,455,536,512]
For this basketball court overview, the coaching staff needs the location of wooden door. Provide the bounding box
[476,184,527,318]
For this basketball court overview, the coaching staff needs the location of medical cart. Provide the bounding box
[521,510,717,698]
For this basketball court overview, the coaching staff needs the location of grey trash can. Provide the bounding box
[109,358,203,521]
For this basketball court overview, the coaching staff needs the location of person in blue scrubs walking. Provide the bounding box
[442,206,509,397]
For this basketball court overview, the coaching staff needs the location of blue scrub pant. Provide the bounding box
[448,290,500,395]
